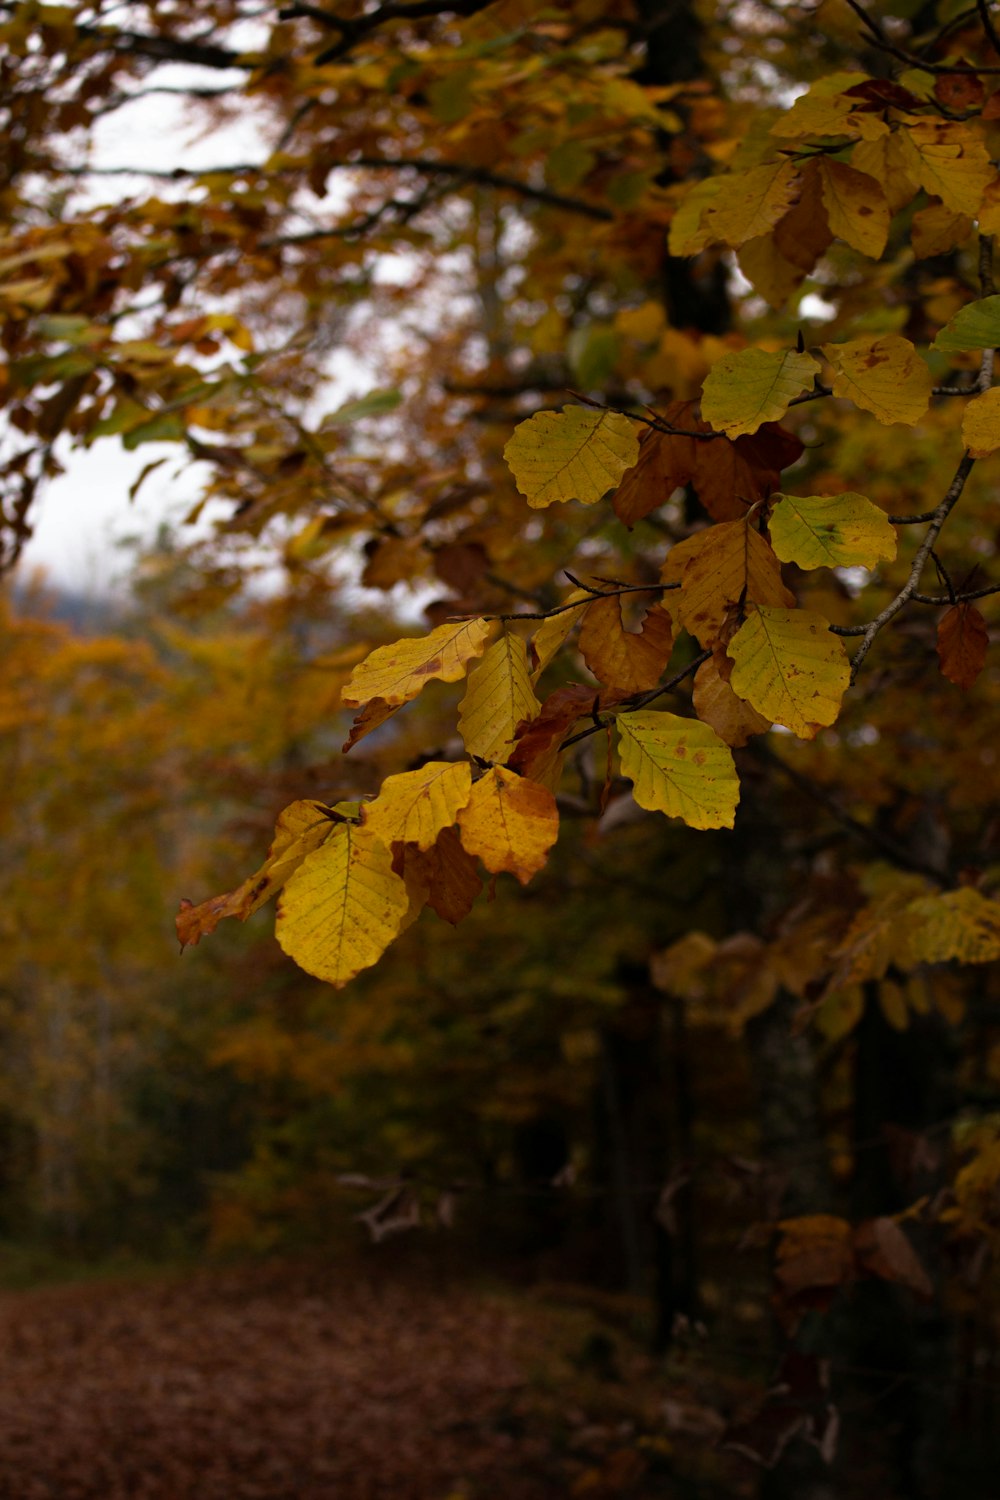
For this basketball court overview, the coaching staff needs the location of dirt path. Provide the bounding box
[0,1260,564,1500]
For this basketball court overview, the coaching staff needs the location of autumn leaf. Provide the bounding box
[899,117,994,217]
[578,596,673,694]
[176,800,338,949]
[699,160,801,248]
[961,387,1000,456]
[911,203,973,260]
[727,606,849,739]
[391,827,482,925]
[937,603,989,688]
[901,888,1000,967]
[932,295,1000,352]
[361,760,473,851]
[692,653,771,747]
[342,697,400,753]
[275,823,410,988]
[854,1218,933,1299]
[700,348,819,439]
[616,710,739,829]
[458,630,540,763]
[815,159,889,260]
[342,618,493,708]
[508,683,606,789]
[530,588,591,679]
[822,335,931,426]
[662,519,794,647]
[768,491,897,570]
[456,766,559,884]
[503,406,640,508]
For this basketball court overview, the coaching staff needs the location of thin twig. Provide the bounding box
[558,650,711,750]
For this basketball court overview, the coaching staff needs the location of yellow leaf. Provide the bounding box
[769,75,867,139]
[852,133,919,214]
[738,235,806,310]
[276,823,410,988]
[530,587,590,681]
[458,630,540,763]
[176,800,338,949]
[692,654,771,747]
[361,760,472,852]
[962,387,1000,457]
[899,118,994,217]
[617,710,739,829]
[578,596,673,694]
[911,203,973,259]
[901,888,1000,967]
[342,617,493,708]
[701,348,820,438]
[768,492,897,570]
[662,519,794,646]
[667,176,724,256]
[822,335,931,426]
[504,406,640,508]
[700,161,802,248]
[727,606,849,740]
[456,766,559,885]
[816,159,889,259]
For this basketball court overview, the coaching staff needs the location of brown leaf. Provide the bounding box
[854,1217,934,1299]
[937,603,989,689]
[392,827,483,924]
[775,1214,854,1297]
[342,697,400,752]
[509,682,609,784]
[578,596,673,694]
[934,70,984,111]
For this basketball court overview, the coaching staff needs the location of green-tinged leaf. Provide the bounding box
[822,335,931,426]
[769,492,897,570]
[361,760,473,852]
[617,710,739,829]
[342,618,493,708]
[324,388,402,424]
[701,348,820,438]
[276,823,410,988]
[901,888,1000,967]
[458,631,540,763]
[932,296,1000,352]
[504,406,640,508]
[727,606,849,739]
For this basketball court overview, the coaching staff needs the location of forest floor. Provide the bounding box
[0,1252,752,1499]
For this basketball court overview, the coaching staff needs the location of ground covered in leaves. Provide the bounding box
[0,1255,749,1500]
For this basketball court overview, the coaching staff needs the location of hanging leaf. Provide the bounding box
[509,683,608,790]
[822,335,931,426]
[911,203,973,260]
[961,387,1000,456]
[768,492,897,570]
[701,348,820,438]
[530,588,591,679]
[504,406,640,508]
[662,519,794,647]
[342,618,493,708]
[456,766,559,884]
[458,631,540,763]
[692,653,772,747]
[936,603,989,689]
[361,760,473,852]
[578,596,673,694]
[816,159,889,259]
[276,823,410,988]
[899,118,994,217]
[391,827,482,925]
[901,888,1000,966]
[617,710,739,829]
[699,161,802,248]
[727,606,849,739]
[342,697,400,753]
[932,295,1000,352]
[176,800,338,949]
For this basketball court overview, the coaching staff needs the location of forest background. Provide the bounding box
[4,0,1000,1495]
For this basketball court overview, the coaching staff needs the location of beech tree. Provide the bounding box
[6,0,1000,1485]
